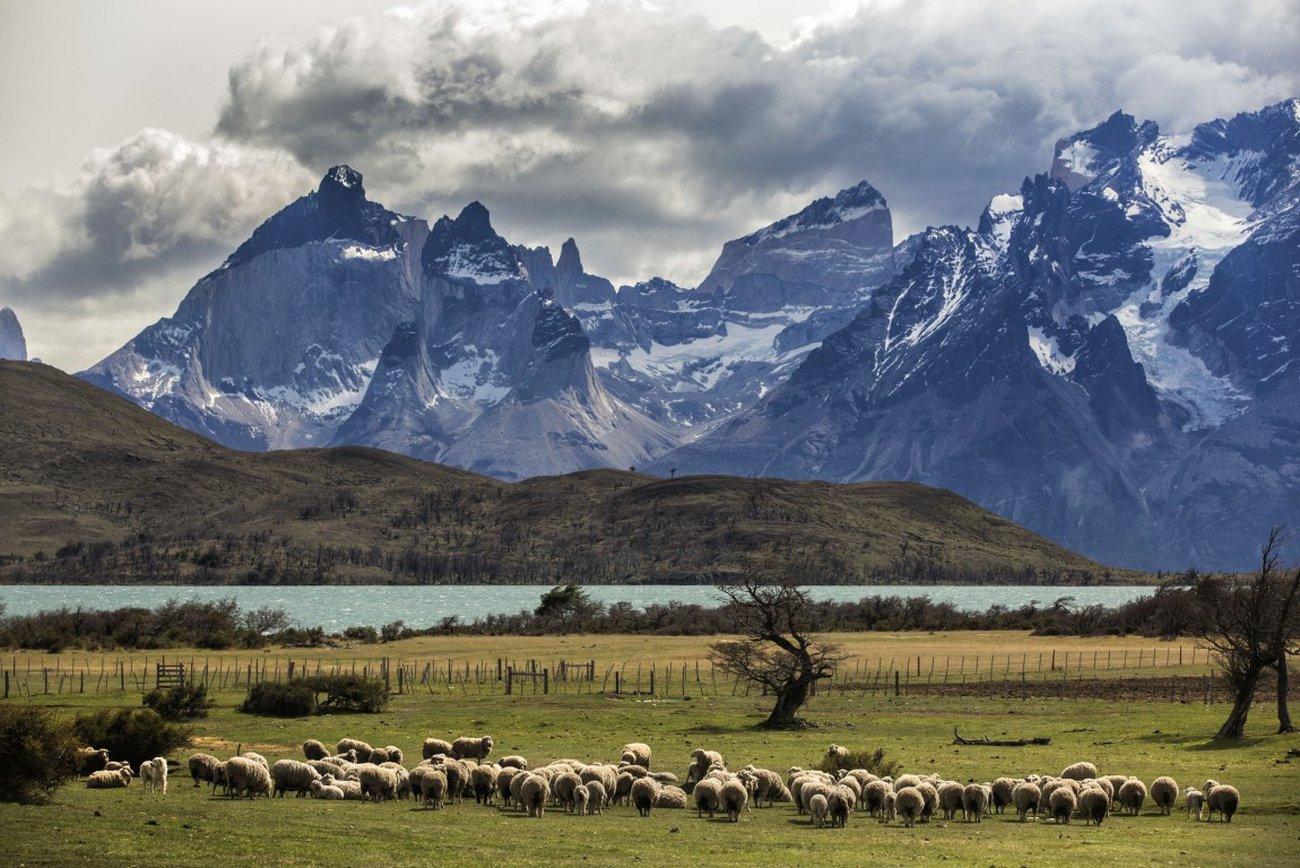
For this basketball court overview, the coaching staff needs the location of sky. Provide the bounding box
[1,0,1297,371]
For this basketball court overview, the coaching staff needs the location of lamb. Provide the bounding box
[585,781,608,814]
[520,773,548,818]
[720,778,749,822]
[810,793,830,828]
[937,782,964,819]
[1049,787,1077,823]
[336,738,372,758]
[632,777,661,817]
[693,778,722,817]
[1061,761,1099,781]
[224,756,272,799]
[883,791,897,823]
[1185,786,1205,820]
[1150,776,1178,815]
[140,757,168,795]
[962,783,989,822]
[302,740,329,761]
[423,738,455,760]
[78,747,110,777]
[1012,781,1041,822]
[686,749,724,786]
[1118,778,1147,815]
[357,763,399,801]
[86,768,132,789]
[309,779,345,800]
[1205,783,1240,822]
[895,787,925,827]
[990,777,1017,814]
[1079,786,1110,825]
[187,753,221,788]
[272,759,321,798]
[655,785,687,810]
[621,742,652,769]
[451,735,494,764]
[321,774,364,801]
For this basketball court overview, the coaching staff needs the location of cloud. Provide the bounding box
[5,0,1298,370]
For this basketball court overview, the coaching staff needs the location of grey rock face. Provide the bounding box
[0,307,26,361]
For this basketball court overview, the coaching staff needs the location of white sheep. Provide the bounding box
[632,777,660,817]
[1061,761,1099,781]
[937,781,964,819]
[140,757,168,795]
[302,740,329,761]
[336,738,372,758]
[828,784,855,828]
[520,773,548,817]
[240,752,269,769]
[321,773,364,801]
[720,779,749,822]
[1205,783,1240,822]
[883,791,897,823]
[825,744,849,766]
[499,755,529,770]
[357,763,398,801]
[655,785,687,810]
[309,779,345,800]
[1185,786,1205,820]
[895,787,924,827]
[686,749,724,786]
[990,777,1016,814]
[415,766,448,809]
[451,735,494,764]
[187,753,220,788]
[962,783,988,822]
[863,779,891,817]
[621,742,652,769]
[585,780,608,814]
[553,772,585,812]
[1118,778,1147,815]
[1049,787,1077,823]
[86,768,132,789]
[78,747,110,777]
[1150,776,1178,815]
[471,763,499,804]
[1079,786,1110,825]
[574,783,592,815]
[423,738,454,760]
[272,760,321,798]
[366,747,391,764]
[810,793,830,827]
[1012,781,1040,822]
[224,756,272,799]
[693,778,722,817]
[916,781,939,823]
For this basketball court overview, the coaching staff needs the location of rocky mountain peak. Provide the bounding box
[421,201,520,282]
[1050,110,1160,191]
[556,237,584,277]
[0,307,27,361]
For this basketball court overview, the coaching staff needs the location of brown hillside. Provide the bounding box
[0,361,1131,584]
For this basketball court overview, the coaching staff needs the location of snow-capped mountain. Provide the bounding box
[82,170,897,478]
[0,307,26,361]
[656,99,1300,570]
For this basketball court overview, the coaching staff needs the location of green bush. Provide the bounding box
[814,746,901,778]
[72,708,191,772]
[0,705,81,804]
[240,681,316,717]
[307,673,389,714]
[142,683,211,720]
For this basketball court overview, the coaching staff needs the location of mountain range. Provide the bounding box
[78,100,1300,571]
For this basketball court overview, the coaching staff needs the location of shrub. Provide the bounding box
[241,681,316,717]
[814,746,901,778]
[307,673,389,714]
[0,705,81,804]
[73,708,191,771]
[142,683,211,720]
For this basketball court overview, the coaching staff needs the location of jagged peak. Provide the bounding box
[556,237,584,276]
[321,165,364,193]
[1051,110,1160,191]
[743,180,888,246]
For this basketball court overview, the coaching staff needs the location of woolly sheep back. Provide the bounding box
[302,740,328,761]
[621,742,652,769]
[895,787,925,827]
[520,773,548,817]
[1118,779,1147,815]
[1049,787,1077,823]
[1080,787,1110,825]
[1151,776,1178,814]
[1206,784,1240,822]
[187,753,220,788]
[962,783,988,822]
[272,759,321,798]
[1012,781,1040,822]
[810,793,830,828]
[1061,761,1099,781]
[86,768,132,789]
[451,735,494,764]
[225,756,271,799]
[632,777,660,817]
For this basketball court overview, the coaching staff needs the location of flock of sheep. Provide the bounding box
[78,737,1241,829]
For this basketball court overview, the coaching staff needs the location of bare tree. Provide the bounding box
[1197,527,1300,739]
[709,578,848,729]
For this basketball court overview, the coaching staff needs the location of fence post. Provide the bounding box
[615,671,621,694]
[649,669,655,696]
[543,669,549,695]
[506,667,513,695]
[3,671,7,698]
[894,670,900,697]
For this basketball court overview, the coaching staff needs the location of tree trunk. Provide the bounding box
[1214,665,1263,739]
[1277,652,1295,734]
[760,672,813,729]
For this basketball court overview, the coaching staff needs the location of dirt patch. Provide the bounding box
[190,736,297,755]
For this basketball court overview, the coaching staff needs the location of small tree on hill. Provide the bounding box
[709,578,848,729]
[1197,527,1300,739]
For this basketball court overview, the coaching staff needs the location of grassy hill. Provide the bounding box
[0,361,1132,584]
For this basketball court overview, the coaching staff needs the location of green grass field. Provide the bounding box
[2,633,1298,866]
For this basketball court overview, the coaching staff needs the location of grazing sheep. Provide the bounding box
[895,787,925,827]
[225,756,272,799]
[466,763,495,804]
[1049,787,1077,824]
[686,749,725,786]
[1151,776,1178,815]
[321,773,364,801]
[1061,761,1099,782]
[1079,786,1110,825]
[990,777,1016,814]
[302,740,329,761]
[357,764,399,801]
[916,781,939,823]
[1101,774,1129,805]
[336,738,372,758]
[582,764,620,801]
[240,752,269,769]
[863,779,891,817]
[937,782,965,819]
[1090,777,1115,804]
[1206,784,1240,823]
[810,793,830,827]
[78,747,110,777]
[451,735,494,764]
[1185,787,1205,820]
[1012,781,1041,822]
[366,747,390,765]
[309,779,345,800]
[693,778,722,817]
[188,753,221,788]
[584,780,608,814]
[423,738,454,760]
[614,772,634,806]
[520,774,548,818]
[495,766,522,807]
[416,767,448,809]
[554,772,585,812]
[499,755,529,770]
[632,777,661,817]
[962,783,988,822]
[828,785,855,828]
[655,785,687,810]
[893,774,923,791]
[87,768,132,789]
[720,779,749,822]
[826,744,849,766]
[140,757,168,795]
[882,791,897,823]
[621,742,652,769]
[1118,778,1147,815]
[271,760,321,798]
